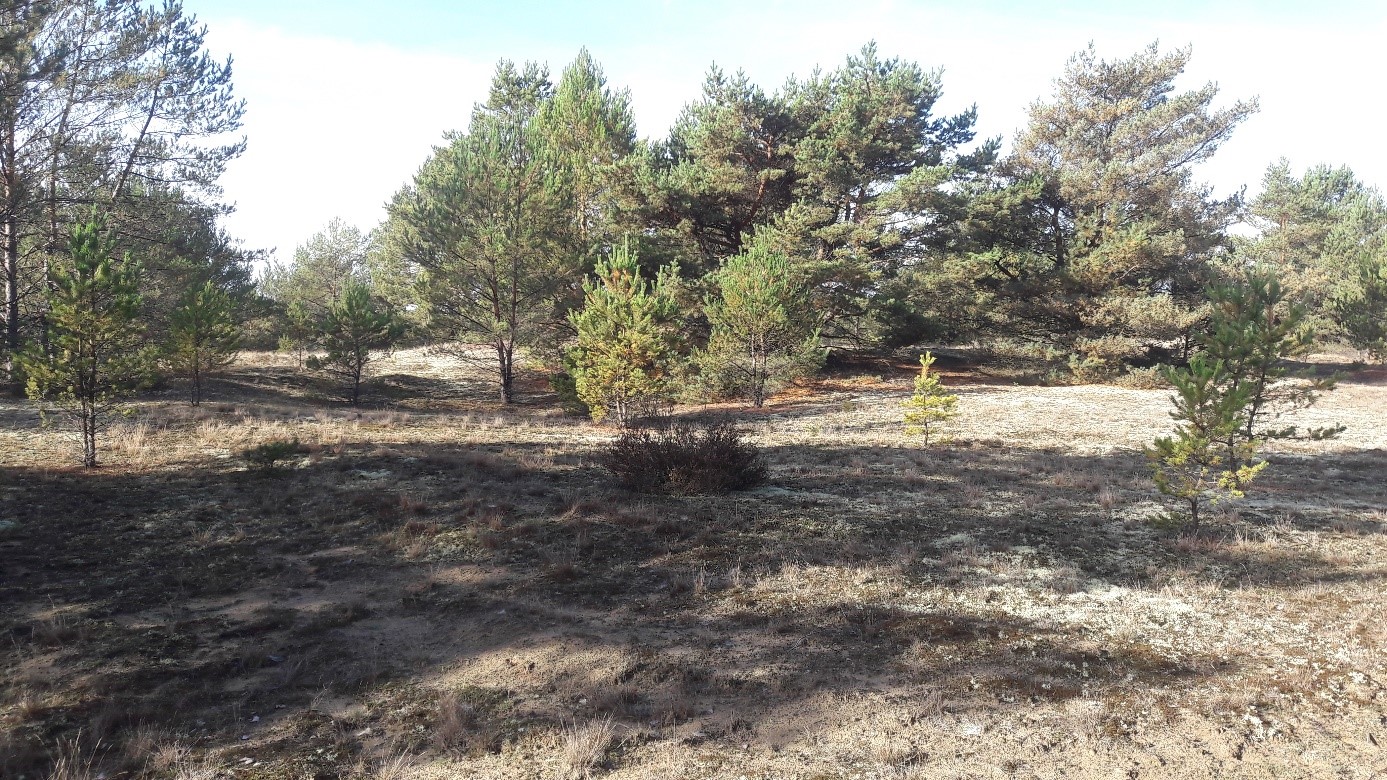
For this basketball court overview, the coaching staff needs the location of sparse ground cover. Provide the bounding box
[2,349,1385,779]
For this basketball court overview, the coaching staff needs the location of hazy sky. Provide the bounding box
[182,0,1387,262]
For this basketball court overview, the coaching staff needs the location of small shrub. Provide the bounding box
[902,351,958,445]
[1066,350,1118,383]
[603,419,767,495]
[1114,365,1170,389]
[242,438,307,472]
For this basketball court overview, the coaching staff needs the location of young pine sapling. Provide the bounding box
[902,351,958,445]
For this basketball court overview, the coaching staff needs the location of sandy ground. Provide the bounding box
[1,348,1384,779]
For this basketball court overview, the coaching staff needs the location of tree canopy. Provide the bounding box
[19,32,1387,421]
[0,0,247,382]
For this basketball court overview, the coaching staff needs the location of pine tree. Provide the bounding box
[395,60,566,403]
[996,43,1257,373]
[1,1,245,382]
[166,280,240,405]
[786,43,993,344]
[21,218,154,467]
[535,49,636,270]
[902,351,958,445]
[1241,160,1387,338]
[260,218,371,314]
[1334,254,1387,361]
[278,300,317,368]
[698,243,824,407]
[1148,270,1340,526]
[1201,270,1340,474]
[646,44,989,345]
[567,239,682,423]
[1147,354,1264,529]
[307,282,400,405]
[651,66,801,272]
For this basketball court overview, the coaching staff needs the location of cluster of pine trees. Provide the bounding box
[0,1,257,465]
[260,42,1387,418]
[0,1,256,357]
[12,28,1385,476]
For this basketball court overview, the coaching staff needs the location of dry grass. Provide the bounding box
[559,717,616,779]
[1,348,1385,779]
[147,743,221,780]
[367,751,417,780]
[46,737,101,780]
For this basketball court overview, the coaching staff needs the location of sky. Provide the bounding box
[182,0,1387,263]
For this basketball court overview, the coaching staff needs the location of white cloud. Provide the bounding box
[203,21,490,261]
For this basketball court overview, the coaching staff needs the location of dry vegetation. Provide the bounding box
[1,348,1385,779]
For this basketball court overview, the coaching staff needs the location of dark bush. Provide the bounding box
[548,371,589,417]
[602,419,767,495]
[242,437,307,472]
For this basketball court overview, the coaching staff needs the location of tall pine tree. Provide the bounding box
[535,49,636,274]
[990,43,1256,374]
[395,61,568,403]
[0,1,245,383]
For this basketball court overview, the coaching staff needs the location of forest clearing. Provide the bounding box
[3,3,1387,777]
[2,350,1384,779]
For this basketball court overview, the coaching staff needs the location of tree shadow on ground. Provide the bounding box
[0,433,1380,776]
[763,442,1387,585]
[192,362,559,412]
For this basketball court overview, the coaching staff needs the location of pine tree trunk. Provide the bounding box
[498,343,514,404]
[751,346,767,408]
[82,404,97,467]
[500,372,513,404]
[2,208,17,385]
[2,120,19,386]
[1051,205,1066,268]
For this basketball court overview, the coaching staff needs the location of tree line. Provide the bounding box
[11,29,1385,473]
[262,42,1387,416]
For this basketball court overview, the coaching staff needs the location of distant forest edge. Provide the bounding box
[3,3,1384,421]
[259,42,1387,403]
